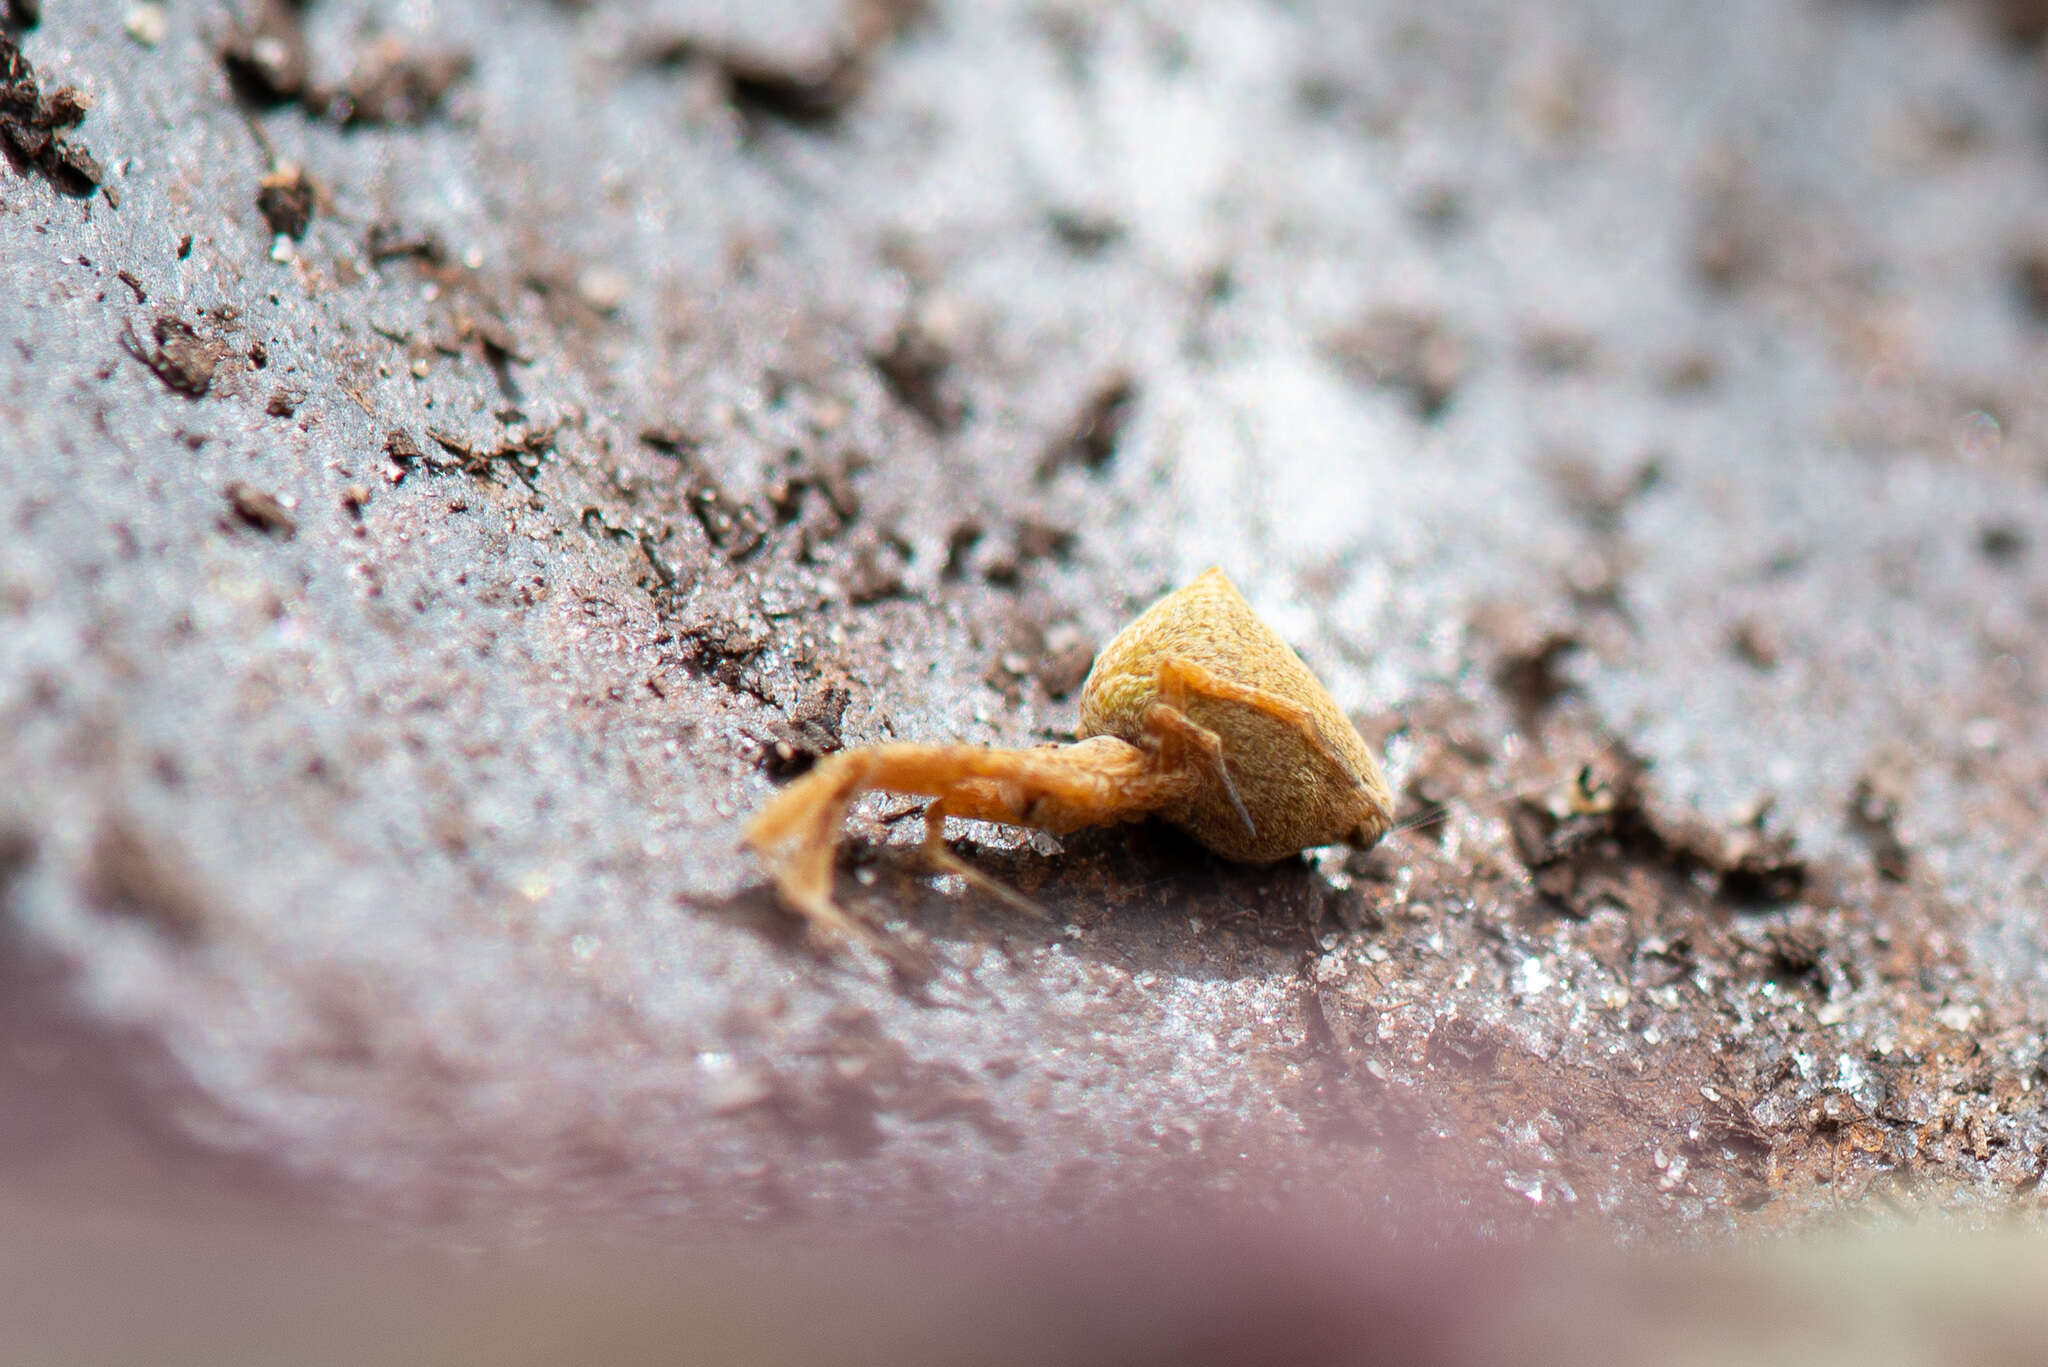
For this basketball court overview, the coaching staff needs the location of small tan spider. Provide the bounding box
[745,567,1396,945]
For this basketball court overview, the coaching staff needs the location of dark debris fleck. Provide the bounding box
[223,481,297,538]
[1322,307,1467,420]
[758,682,851,777]
[256,163,316,239]
[0,34,105,196]
[120,313,226,398]
[1037,371,1137,480]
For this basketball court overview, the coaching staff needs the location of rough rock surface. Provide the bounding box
[4,0,2048,1264]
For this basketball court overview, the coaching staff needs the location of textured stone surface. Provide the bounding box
[3,0,2048,1271]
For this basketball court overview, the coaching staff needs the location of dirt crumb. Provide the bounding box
[121,314,227,398]
[836,529,911,604]
[256,163,316,239]
[1036,371,1138,480]
[980,515,1075,586]
[223,482,297,538]
[425,423,556,488]
[1847,774,1911,883]
[640,433,767,559]
[1691,151,1768,292]
[1658,350,1718,394]
[0,34,106,196]
[872,320,966,432]
[1510,758,1807,916]
[758,683,851,776]
[1980,0,2048,46]
[1977,521,2028,563]
[220,0,312,106]
[1322,308,1466,419]
[334,37,472,127]
[1488,624,1583,726]
[1047,208,1126,256]
[2012,240,2048,323]
[650,0,926,128]
[1519,323,1599,376]
[1547,452,1662,533]
[1727,617,1780,670]
[82,817,212,944]
[1033,622,1096,700]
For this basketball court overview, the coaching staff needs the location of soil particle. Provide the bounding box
[1033,621,1097,701]
[223,482,297,538]
[764,448,861,540]
[1727,618,1780,671]
[265,387,301,418]
[941,519,984,581]
[0,34,104,196]
[757,683,851,777]
[979,515,1075,587]
[383,428,426,479]
[1981,0,2048,45]
[1036,371,1138,480]
[716,46,867,128]
[365,221,446,267]
[123,4,167,48]
[871,319,966,432]
[641,430,771,559]
[225,7,468,126]
[422,424,555,488]
[1047,208,1126,256]
[834,528,912,604]
[1847,774,1912,883]
[1547,452,1662,534]
[332,37,471,127]
[2012,240,2048,323]
[255,163,315,239]
[1658,349,1718,394]
[82,818,211,944]
[677,608,772,693]
[1713,814,1808,906]
[120,314,227,398]
[1322,307,1467,419]
[985,609,1095,705]
[1977,521,2028,562]
[221,0,312,107]
[1519,324,1599,376]
[648,0,926,129]
[1488,623,1584,728]
[1509,757,1807,916]
[1691,150,1768,292]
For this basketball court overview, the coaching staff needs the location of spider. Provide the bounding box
[744,568,1396,946]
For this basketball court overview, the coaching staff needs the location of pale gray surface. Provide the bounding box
[3,0,2048,1243]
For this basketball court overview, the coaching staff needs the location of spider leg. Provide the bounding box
[920,800,1051,920]
[1140,701,1258,841]
[744,737,1177,945]
[1156,654,1371,796]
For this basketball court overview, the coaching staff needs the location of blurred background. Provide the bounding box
[4,0,2048,1360]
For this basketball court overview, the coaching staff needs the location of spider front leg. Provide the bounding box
[1154,654,1370,793]
[919,799,1052,920]
[1139,701,1258,840]
[744,736,1184,945]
